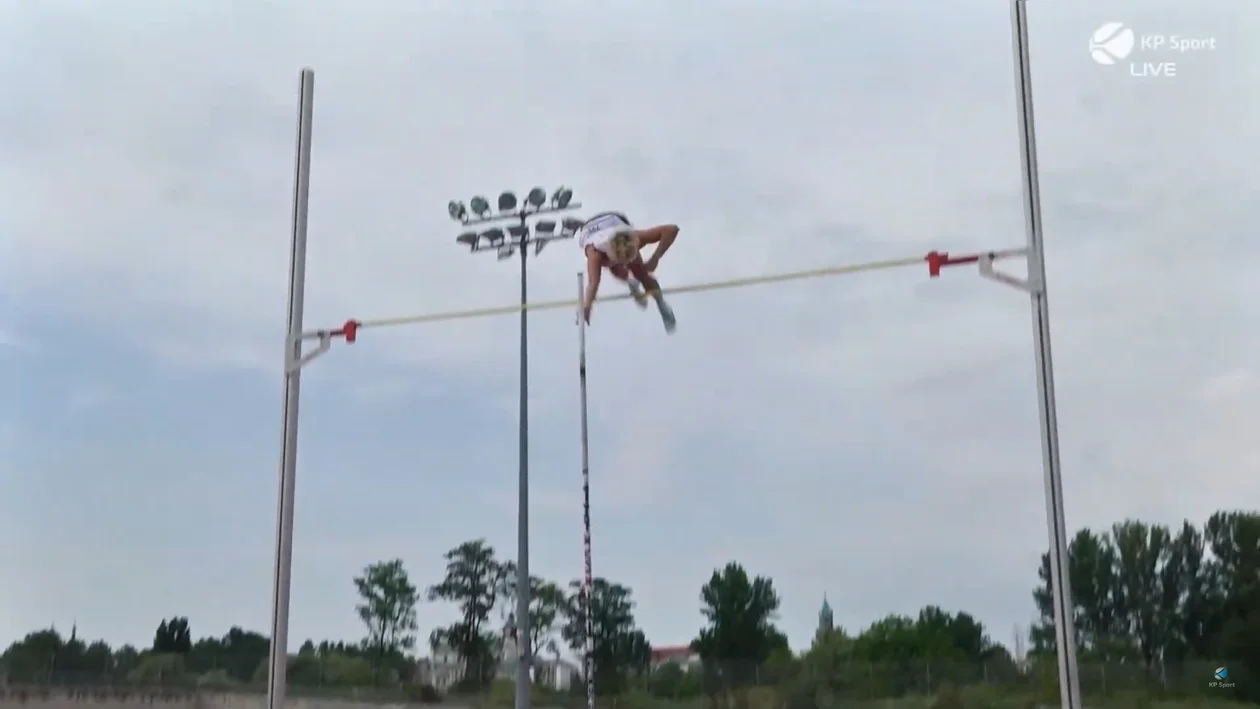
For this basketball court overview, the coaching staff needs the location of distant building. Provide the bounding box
[535,657,578,691]
[814,594,835,646]
[498,618,576,691]
[650,645,701,671]
[416,642,462,690]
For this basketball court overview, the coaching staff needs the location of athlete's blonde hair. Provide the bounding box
[606,230,639,265]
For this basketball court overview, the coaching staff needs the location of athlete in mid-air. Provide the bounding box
[576,212,679,331]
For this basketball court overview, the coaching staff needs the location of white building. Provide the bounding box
[498,629,577,692]
[651,645,701,671]
[416,642,463,690]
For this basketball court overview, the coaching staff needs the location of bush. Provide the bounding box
[404,683,443,703]
[931,683,965,709]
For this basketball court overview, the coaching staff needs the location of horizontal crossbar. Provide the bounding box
[305,248,1025,342]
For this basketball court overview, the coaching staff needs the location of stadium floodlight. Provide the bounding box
[498,191,518,212]
[481,227,506,246]
[507,224,529,243]
[551,186,573,209]
[444,185,583,709]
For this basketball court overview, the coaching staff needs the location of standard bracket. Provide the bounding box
[285,331,332,373]
[927,249,1041,295]
[978,252,1041,294]
[283,320,360,374]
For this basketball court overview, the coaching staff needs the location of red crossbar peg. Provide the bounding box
[926,251,947,278]
[338,319,359,343]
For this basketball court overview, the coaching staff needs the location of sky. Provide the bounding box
[1,0,1257,659]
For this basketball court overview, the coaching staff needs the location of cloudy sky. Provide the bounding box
[2,0,1256,658]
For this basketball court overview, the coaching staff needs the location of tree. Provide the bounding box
[1031,529,1126,658]
[129,653,187,683]
[152,617,192,654]
[428,539,502,685]
[1028,511,1260,703]
[1165,520,1216,661]
[1204,510,1260,619]
[355,558,420,671]
[647,660,704,699]
[497,561,567,669]
[560,577,651,695]
[113,644,142,678]
[691,562,787,688]
[0,629,66,682]
[836,607,998,696]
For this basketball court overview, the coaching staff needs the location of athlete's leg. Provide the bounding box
[604,257,648,308]
[628,256,675,331]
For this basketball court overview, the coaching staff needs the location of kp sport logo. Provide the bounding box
[1090,21,1218,78]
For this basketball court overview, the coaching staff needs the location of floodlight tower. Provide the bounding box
[447,187,583,709]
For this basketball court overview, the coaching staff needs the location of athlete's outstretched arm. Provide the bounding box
[635,224,679,271]
[582,246,603,321]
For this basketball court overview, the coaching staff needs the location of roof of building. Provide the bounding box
[651,645,696,661]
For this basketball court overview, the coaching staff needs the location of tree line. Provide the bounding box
[2,509,1255,705]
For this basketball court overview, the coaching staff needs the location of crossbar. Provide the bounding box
[305,248,1025,342]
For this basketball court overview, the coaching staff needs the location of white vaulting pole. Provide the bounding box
[575,273,596,709]
[267,67,315,709]
[1009,4,1083,709]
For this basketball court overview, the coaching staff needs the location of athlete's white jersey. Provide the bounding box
[576,212,632,254]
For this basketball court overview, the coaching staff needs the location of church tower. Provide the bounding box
[814,594,834,645]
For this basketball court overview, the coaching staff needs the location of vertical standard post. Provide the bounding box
[576,273,596,709]
[267,67,315,709]
[1009,4,1083,709]
[515,231,532,709]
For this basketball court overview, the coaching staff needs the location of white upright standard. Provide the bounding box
[267,67,316,709]
[1010,3,1083,708]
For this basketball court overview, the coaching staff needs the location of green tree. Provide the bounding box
[276,650,377,687]
[218,627,270,682]
[128,652,187,683]
[82,640,113,676]
[355,558,420,671]
[842,607,997,695]
[1205,510,1260,619]
[1164,520,1216,661]
[1109,519,1173,671]
[498,562,566,670]
[113,644,142,678]
[1204,510,1260,702]
[560,577,651,695]
[152,617,193,654]
[691,562,787,688]
[647,661,704,699]
[1031,529,1128,658]
[1028,510,1260,703]
[1,628,66,681]
[428,539,502,685]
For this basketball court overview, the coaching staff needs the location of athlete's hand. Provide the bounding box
[583,303,593,324]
